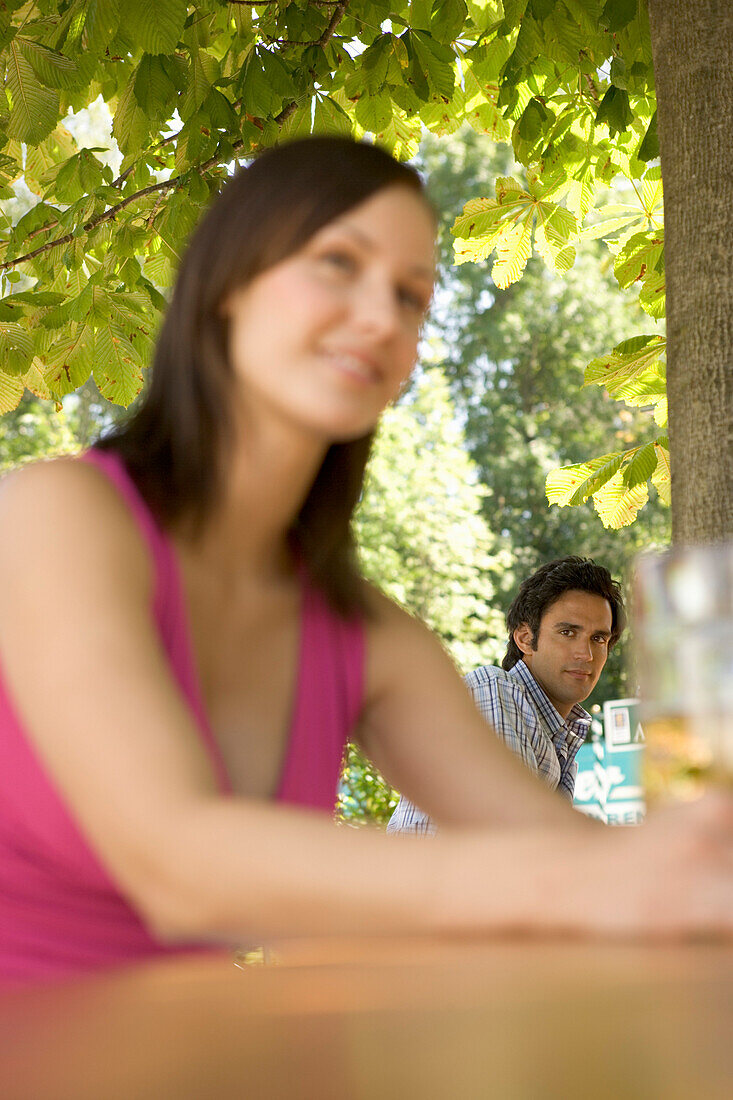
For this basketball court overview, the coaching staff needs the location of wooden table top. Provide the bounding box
[1,937,731,1100]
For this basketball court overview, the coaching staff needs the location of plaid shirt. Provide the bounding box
[386,660,591,836]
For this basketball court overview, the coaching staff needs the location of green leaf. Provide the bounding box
[609,57,627,90]
[93,319,146,406]
[580,211,643,242]
[53,149,107,203]
[313,95,352,137]
[0,322,34,377]
[492,217,533,288]
[156,192,199,254]
[452,197,505,261]
[452,178,578,281]
[24,127,78,193]
[278,105,313,143]
[134,53,178,119]
[584,334,666,392]
[42,322,95,398]
[0,369,25,414]
[504,12,542,68]
[355,91,393,133]
[540,2,588,67]
[614,230,664,289]
[638,109,658,162]
[203,89,238,134]
[512,95,552,162]
[496,0,530,36]
[144,240,179,287]
[124,0,187,56]
[596,86,633,137]
[593,471,648,528]
[81,0,121,55]
[6,41,59,144]
[372,108,422,160]
[641,165,663,216]
[528,0,556,20]
[181,49,219,121]
[651,439,671,504]
[410,31,456,100]
[534,203,577,270]
[113,72,153,154]
[622,441,657,489]
[468,35,515,85]
[638,267,665,317]
[420,84,465,135]
[546,452,625,507]
[348,34,391,96]
[0,292,65,324]
[600,0,638,33]
[17,38,81,90]
[241,48,291,118]
[604,367,665,410]
[430,0,468,44]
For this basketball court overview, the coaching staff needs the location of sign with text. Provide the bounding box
[573,699,645,826]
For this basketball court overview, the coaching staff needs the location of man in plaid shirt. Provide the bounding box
[387,557,625,835]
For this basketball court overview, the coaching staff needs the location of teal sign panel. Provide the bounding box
[573,699,645,826]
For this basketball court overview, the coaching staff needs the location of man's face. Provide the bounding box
[514,590,614,718]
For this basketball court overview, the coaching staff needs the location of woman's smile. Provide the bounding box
[320,347,383,386]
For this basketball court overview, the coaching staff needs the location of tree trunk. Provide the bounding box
[647,0,733,544]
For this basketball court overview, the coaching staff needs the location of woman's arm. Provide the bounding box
[355,590,579,830]
[0,460,448,940]
[0,462,729,945]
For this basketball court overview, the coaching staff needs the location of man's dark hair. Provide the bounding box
[502,556,626,670]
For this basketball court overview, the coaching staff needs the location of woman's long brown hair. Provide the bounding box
[98,137,427,617]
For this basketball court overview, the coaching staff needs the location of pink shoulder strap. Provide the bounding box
[79,448,232,793]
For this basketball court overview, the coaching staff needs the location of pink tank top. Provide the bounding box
[0,449,364,983]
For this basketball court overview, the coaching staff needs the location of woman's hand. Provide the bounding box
[436,791,733,941]
[586,792,733,939]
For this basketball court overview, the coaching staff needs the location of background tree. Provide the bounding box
[420,127,669,700]
[1,2,727,538]
[0,380,114,468]
[355,369,506,673]
[339,370,506,825]
[646,0,732,543]
[0,392,77,468]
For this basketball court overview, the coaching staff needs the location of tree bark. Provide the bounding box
[647,0,733,544]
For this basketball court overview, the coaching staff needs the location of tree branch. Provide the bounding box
[227,0,341,5]
[319,0,350,46]
[0,2,352,275]
[0,155,238,273]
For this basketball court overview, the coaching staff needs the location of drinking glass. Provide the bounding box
[633,542,733,802]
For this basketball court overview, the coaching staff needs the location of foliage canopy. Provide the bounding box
[0,0,666,523]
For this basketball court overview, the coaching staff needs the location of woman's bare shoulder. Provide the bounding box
[0,454,150,592]
[2,453,116,511]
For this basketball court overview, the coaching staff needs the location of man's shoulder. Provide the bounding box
[464,664,538,716]
[464,664,519,692]
[464,660,510,686]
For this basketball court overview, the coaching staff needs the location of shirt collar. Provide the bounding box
[508,659,591,738]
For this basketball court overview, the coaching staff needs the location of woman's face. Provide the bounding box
[221,185,436,442]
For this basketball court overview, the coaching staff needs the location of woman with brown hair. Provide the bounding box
[0,137,729,982]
